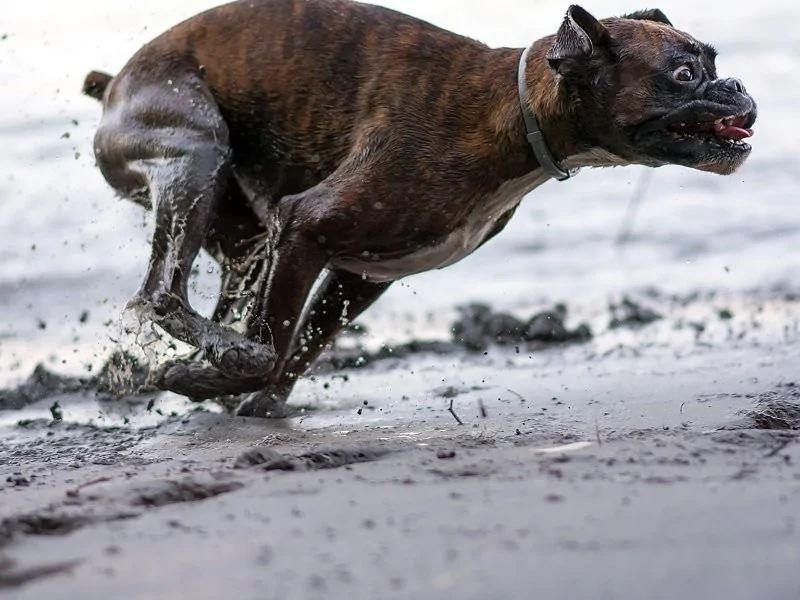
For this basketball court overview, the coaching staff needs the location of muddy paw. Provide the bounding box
[236,387,293,419]
[208,338,276,379]
[152,360,246,400]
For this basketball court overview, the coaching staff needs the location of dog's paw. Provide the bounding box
[236,386,293,419]
[209,338,277,378]
[152,360,236,400]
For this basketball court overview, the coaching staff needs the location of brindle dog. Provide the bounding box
[83,1,757,417]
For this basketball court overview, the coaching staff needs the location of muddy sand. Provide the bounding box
[2,0,799,597]
[1,293,799,600]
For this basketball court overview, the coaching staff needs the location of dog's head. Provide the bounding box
[545,5,757,175]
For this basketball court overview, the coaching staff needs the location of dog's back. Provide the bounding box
[86,0,496,182]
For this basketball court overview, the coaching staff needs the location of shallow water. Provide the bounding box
[1,0,799,386]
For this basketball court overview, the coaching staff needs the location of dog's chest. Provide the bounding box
[331,170,547,282]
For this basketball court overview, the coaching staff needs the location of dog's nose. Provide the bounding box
[720,77,746,94]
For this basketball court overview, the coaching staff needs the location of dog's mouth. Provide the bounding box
[664,112,754,146]
[634,102,756,174]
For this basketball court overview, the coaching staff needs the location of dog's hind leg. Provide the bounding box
[93,71,275,378]
[204,184,271,327]
[153,171,390,411]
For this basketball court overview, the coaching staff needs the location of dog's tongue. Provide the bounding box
[714,121,753,141]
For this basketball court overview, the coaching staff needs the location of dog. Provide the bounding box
[83,0,757,417]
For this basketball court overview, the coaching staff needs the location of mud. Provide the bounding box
[2,362,800,599]
[310,302,593,375]
[450,302,592,350]
[0,472,245,551]
[1,331,800,600]
[0,351,155,412]
[0,302,591,412]
[0,558,81,591]
[3,0,800,596]
[608,296,663,329]
[730,384,800,430]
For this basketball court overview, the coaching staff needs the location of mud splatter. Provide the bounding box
[0,303,591,408]
[0,351,156,411]
[741,386,800,430]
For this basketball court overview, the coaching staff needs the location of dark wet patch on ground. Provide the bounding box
[0,513,102,544]
[121,476,245,508]
[234,445,395,472]
[0,556,82,591]
[709,429,798,453]
[608,296,663,329]
[0,473,244,552]
[314,302,592,373]
[1,420,163,470]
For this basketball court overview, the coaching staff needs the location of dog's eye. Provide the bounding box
[673,65,694,82]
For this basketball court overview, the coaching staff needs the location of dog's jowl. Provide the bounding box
[84,0,757,417]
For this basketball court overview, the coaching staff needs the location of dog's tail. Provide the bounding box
[82,70,114,101]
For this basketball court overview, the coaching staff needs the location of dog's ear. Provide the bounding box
[621,9,673,26]
[546,5,611,78]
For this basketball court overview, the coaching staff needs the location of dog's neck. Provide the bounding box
[483,39,627,178]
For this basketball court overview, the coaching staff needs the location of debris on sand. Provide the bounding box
[0,351,157,411]
[608,296,663,329]
[314,302,593,373]
[0,474,243,557]
[451,302,592,352]
[451,303,527,350]
[233,447,285,469]
[525,308,592,344]
[718,308,734,320]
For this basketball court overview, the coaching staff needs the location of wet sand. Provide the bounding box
[2,293,799,599]
[2,0,800,597]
